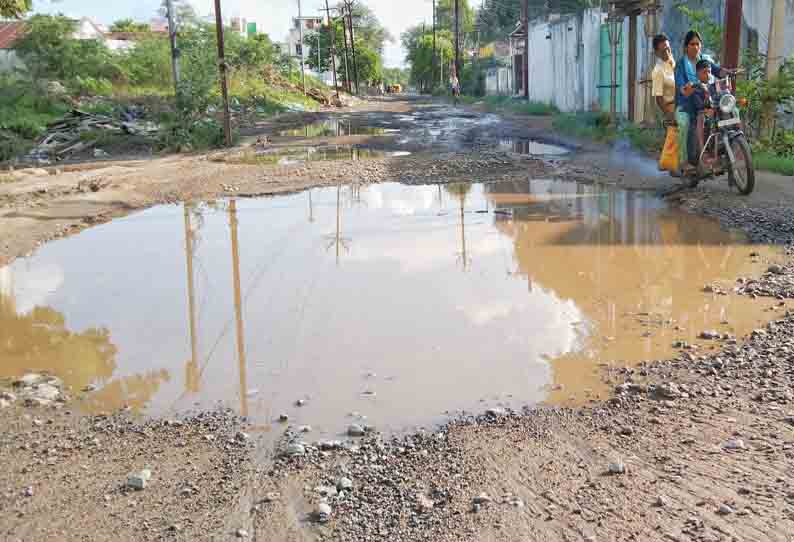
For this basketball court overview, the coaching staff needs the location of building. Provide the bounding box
[509,0,794,123]
[286,15,324,62]
[0,21,26,71]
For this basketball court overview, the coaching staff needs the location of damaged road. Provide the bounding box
[2,96,794,542]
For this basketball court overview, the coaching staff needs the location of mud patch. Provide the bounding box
[0,180,781,440]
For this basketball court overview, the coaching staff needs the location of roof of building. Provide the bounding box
[0,21,27,49]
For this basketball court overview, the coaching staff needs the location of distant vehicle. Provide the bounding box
[389,84,402,94]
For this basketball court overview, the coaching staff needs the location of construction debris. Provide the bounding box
[25,109,159,164]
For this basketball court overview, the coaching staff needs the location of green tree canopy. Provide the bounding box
[0,0,31,19]
[402,26,454,92]
[14,15,123,83]
[109,18,151,33]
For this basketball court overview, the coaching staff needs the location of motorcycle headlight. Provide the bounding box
[720,94,737,114]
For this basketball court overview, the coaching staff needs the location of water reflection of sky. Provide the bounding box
[0,180,774,435]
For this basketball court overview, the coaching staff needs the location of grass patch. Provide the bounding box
[552,112,616,142]
[622,123,665,154]
[754,151,794,176]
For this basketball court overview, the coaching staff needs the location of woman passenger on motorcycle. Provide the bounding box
[674,30,729,176]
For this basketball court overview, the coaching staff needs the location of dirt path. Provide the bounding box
[2,96,794,542]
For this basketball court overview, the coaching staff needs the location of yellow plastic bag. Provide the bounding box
[658,126,679,173]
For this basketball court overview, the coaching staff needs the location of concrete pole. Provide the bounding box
[183,205,199,393]
[324,0,339,100]
[298,0,306,95]
[346,1,360,95]
[433,0,437,89]
[454,0,461,80]
[213,0,232,147]
[165,0,180,98]
[523,0,529,100]
[766,0,786,77]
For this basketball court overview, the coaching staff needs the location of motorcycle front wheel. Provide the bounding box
[728,135,755,195]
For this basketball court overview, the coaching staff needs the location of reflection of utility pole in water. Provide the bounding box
[183,205,200,394]
[458,193,468,271]
[229,200,249,418]
[308,190,315,223]
[326,183,351,265]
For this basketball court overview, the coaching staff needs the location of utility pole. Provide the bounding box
[454,0,460,80]
[323,0,340,101]
[213,0,232,147]
[722,0,742,70]
[228,200,248,419]
[298,0,307,95]
[766,0,786,77]
[346,1,360,95]
[432,0,437,89]
[764,0,786,136]
[523,0,529,100]
[165,0,181,100]
[340,4,352,93]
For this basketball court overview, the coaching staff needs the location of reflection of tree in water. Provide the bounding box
[0,295,117,390]
[82,369,171,414]
[0,291,170,413]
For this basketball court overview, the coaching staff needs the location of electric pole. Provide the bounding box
[213,0,232,146]
[165,0,180,100]
[340,4,352,93]
[432,0,437,90]
[345,1,359,95]
[523,0,529,100]
[324,0,340,101]
[454,0,460,80]
[297,0,306,95]
[764,0,785,136]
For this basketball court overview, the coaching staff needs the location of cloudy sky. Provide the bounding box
[33,0,434,67]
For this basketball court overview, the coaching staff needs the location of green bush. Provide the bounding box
[552,112,616,141]
[70,76,114,97]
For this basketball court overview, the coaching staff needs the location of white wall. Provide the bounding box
[525,10,602,113]
[485,67,512,96]
[741,0,794,59]
[0,50,23,72]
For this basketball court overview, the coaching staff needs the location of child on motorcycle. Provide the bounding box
[689,59,718,169]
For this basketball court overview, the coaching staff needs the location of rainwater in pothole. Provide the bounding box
[0,180,781,437]
[241,145,411,165]
[278,119,398,138]
[499,138,570,156]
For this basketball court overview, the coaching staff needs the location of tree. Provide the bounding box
[109,18,151,33]
[159,0,198,26]
[344,2,393,54]
[382,67,409,87]
[402,25,453,92]
[0,0,31,19]
[13,15,122,84]
[118,34,172,87]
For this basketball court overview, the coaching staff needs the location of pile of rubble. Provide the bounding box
[25,109,159,164]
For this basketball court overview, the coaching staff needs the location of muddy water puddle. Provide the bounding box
[500,138,570,156]
[240,145,411,165]
[278,119,398,138]
[0,180,781,437]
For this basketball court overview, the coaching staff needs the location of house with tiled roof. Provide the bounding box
[0,20,26,71]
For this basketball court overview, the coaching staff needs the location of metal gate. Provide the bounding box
[599,24,624,114]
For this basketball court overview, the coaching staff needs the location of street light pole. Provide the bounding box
[213,0,232,147]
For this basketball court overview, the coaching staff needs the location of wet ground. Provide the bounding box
[0,178,780,440]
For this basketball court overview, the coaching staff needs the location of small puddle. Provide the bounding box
[500,138,570,156]
[0,180,781,438]
[279,120,397,137]
[234,146,411,165]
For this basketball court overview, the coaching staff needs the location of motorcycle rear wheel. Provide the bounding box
[728,136,755,196]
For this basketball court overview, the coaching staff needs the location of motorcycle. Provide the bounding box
[685,72,755,195]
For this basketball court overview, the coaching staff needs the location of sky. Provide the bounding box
[32,0,434,67]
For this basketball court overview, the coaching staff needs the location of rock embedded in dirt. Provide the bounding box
[126,469,152,490]
[285,443,306,457]
[416,494,435,513]
[656,495,669,508]
[608,462,627,475]
[278,414,289,423]
[473,493,492,504]
[347,424,366,437]
[723,438,745,450]
[336,477,353,491]
[315,502,332,523]
[768,264,785,275]
[485,407,506,417]
[718,504,735,515]
[700,330,721,340]
[236,528,248,538]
